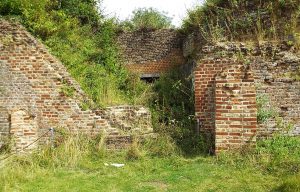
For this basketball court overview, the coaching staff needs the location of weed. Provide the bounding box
[275,174,300,192]
[126,136,142,160]
[143,134,179,157]
[256,94,276,123]
[274,116,295,134]
[182,0,300,41]
[91,131,107,158]
[0,135,12,154]
[60,83,75,98]
[285,66,300,81]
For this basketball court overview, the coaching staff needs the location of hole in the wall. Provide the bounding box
[141,77,159,83]
[264,78,273,84]
[280,106,288,111]
[140,73,160,83]
[223,86,235,96]
[8,114,11,137]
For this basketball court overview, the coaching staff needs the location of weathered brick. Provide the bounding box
[194,61,257,154]
[117,30,185,76]
[0,20,153,151]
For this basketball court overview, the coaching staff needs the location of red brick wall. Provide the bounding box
[117,29,185,75]
[194,59,231,134]
[0,20,153,151]
[192,42,300,136]
[194,59,257,154]
[0,20,110,150]
[125,49,184,74]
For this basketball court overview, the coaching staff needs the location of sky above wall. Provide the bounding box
[101,0,204,27]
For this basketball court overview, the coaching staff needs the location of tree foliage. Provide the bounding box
[121,7,173,30]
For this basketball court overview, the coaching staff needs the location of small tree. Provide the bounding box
[122,7,173,30]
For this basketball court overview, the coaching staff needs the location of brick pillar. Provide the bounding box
[214,65,257,153]
[194,59,232,151]
[194,60,257,154]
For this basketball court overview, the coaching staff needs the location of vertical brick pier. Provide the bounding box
[194,59,257,154]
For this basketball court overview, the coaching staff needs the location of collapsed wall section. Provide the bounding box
[0,20,109,150]
[117,29,185,77]
[0,20,153,151]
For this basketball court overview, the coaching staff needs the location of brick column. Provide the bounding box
[194,59,232,151]
[194,60,257,154]
[215,65,257,153]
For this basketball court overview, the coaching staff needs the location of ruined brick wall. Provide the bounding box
[0,20,153,151]
[251,52,300,136]
[117,29,185,76]
[0,20,109,150]
[194,59,257,153]
[193,42,300,148]
[96,105,152,134]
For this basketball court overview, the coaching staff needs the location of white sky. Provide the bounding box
[101,0,204,27]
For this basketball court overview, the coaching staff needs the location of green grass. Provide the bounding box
[1,135,299,192]
[1,152,299,192]
[0,155,282,192]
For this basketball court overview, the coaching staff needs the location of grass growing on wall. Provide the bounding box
[182,0,300,42]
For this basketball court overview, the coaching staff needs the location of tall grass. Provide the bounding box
[276,174,300,192]
[182,0,300,41]
[217,135,300,175]
[1,131,300,191]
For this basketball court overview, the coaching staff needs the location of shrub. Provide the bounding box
[126,136,143,160]
[256,94,276,123]
[151,68,194,125]
[0,136,12,154]
[149,68,208,155]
